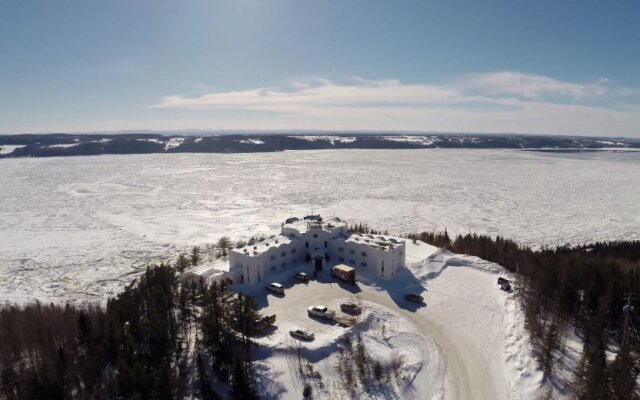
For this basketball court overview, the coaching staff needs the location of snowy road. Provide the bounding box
[247,256,522,399]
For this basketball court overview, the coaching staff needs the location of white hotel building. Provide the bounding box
[229,215,406,285]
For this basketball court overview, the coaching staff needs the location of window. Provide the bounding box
[313,234,318,238]
[324,241,327,248]
[306,242,309,248]
[349,249,355,255]
[271,265,276,271]
[270,255,276,260]
[281,251,286,258]
[291,248,297,254]
[338,246,344,252]
[361,262,367,267]
[361,251,367,257]
[349,259,355,265]
[338,257,344,262]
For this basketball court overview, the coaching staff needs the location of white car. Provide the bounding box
[290,328,315,341]
[266,282,285,294]
[307,305,336,320]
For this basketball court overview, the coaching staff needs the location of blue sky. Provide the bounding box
[1,1,639,137]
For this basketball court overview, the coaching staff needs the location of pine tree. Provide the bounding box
[191,246,201,266]
[608,338,639,400]
[373,359,384,382]
[228,358,259,400]
[218,236,231,257]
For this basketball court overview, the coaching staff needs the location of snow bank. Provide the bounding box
[0,145,26,155]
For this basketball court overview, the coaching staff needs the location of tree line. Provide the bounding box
[0,253,265,400]
[409,231,640,399]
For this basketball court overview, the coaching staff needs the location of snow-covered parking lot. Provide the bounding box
[233,241,547,400]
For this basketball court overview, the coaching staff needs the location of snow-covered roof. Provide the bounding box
[283,215,347,234]
[183,259,230,278]
[345,233,405,251]
[231,235,293,257]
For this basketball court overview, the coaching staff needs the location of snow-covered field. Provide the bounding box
[0,149,639,303]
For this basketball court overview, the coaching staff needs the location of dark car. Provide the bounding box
[404,293,424,303]
[340,301,362,315]
[294,272,310,282]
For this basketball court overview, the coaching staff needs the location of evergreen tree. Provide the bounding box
[228,358,259,400]
[218,236,231,257]
[609,338,639,400]
[191,246,201,266]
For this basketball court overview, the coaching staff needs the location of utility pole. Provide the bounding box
[622,292,636,346]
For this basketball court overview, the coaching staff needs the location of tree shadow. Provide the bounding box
[251,359,288,400]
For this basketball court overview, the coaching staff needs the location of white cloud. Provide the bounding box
[148,73,640,137]
[460,71,610,100]
[152,78,461,111]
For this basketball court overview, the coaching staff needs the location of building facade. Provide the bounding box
[229,215,405,285]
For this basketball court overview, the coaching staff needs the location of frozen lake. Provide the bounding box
[1,149,639,302]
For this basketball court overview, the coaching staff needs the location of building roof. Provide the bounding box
[231,235,293,257]
[344,233,405,251]
[183,259,230,277]
[283,215,347,234]
[333,264,355,273]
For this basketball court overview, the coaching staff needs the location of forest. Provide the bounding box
[409,231,640,400]
[2,233,640,399]
[0,261,264,400]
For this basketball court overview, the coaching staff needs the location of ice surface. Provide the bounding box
[0,149,639,303]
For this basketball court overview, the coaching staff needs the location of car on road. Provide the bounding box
[294,272,310,282]
[340,301,362,315]
[289,328,315,341]
[307,305,336,320]
[404,293,424,303]
[266,282,285,294]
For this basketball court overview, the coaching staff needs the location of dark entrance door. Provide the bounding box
[314,258,322,271]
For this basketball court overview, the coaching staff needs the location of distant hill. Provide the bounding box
[1,132,639,158]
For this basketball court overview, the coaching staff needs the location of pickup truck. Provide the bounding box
[307,305,336,320]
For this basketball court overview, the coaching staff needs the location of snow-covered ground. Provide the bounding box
[0,149,639,303]
[237,240,548,399]
[0,144,26,155]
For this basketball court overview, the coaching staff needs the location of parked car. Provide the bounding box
[266,282,285,294]
[497,277,512,291]
[307,305,336,320]
[340,301,362,315]
[294,272,310,282]
[404,293,424,303]
[290,328,315,341]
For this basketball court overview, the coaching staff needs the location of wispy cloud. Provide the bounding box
[93,58,141,75]
[459,71,610,100]
[152,78,461,111]
[149,72,640,136]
